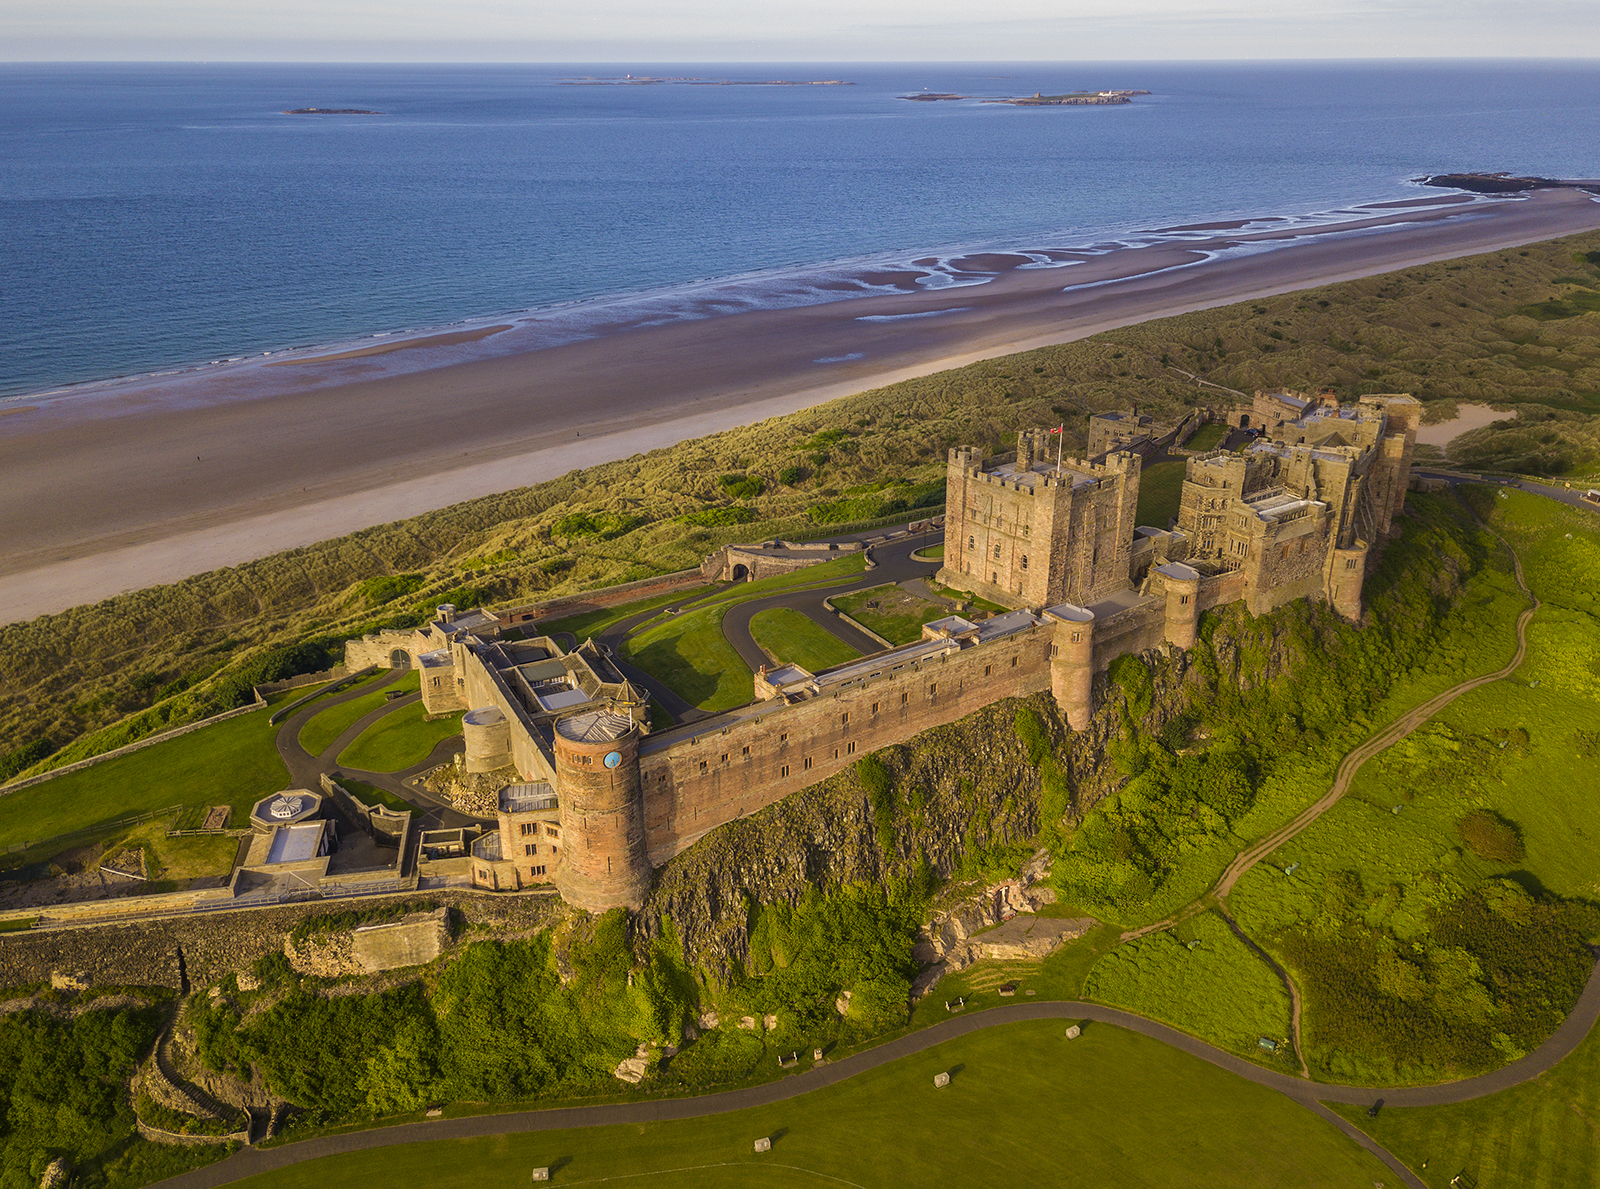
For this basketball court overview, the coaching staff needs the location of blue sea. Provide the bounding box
[2,60,1598,399]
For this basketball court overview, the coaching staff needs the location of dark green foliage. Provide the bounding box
[777,465,807,486]
[0,1003,162,1187]
[552,511,643,541]
[0,740,53,783]
[1014,707,1071,847]
[717,474,766,500]
[1108,654,1154,719]
[857,754,895,856]
[1456,809,1525,862]
[424,586,482,612]
[1284,879,1600,1081]
[743,886,918,1031]
[357,574,425,606]
[676,507,757,528]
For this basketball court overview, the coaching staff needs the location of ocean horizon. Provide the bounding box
[3,58,1599,400]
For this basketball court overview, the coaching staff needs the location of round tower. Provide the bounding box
[1158,563,1202,651]
[1328,542,1369,623]
[462,706,512,773]
[1046,604,1096,732]
[551,709,651,912]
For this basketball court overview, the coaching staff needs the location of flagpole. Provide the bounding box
[1057,424,1064,474]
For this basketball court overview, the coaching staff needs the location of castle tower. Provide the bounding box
[1045,604,1096,731]
[1157,563,1202,651]
[551,709,651,912]
[1327,542,1369,623]
[462,706,513,773]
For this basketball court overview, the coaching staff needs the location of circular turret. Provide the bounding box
[551,710,650,911]
[1158,563,1202,651]
[462,706,513,773]
[1046,604,1096,732]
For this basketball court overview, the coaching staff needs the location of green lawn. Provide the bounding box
[684,553,869,613]
[1083,911,1296,1066]
[0,708,286,853]
[1135,460,1187,529]
[834,584,951,645]
[913,543,944,560]
[298,670,418,757]
[748,608,862,673]
[1184,421,1230,452]
[337,704,464,774]
[925,580,1009,614]
[621,604,754,714]
[1330,1017,1600,1188]
[235,1021,1388,1189]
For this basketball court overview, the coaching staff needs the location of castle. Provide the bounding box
[345,391,1420,915]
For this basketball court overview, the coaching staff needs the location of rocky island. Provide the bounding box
[1420,171,1600,194]
[900,90,1150,105]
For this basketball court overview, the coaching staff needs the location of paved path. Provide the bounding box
[144,952,1600,1189]
[717,530,943,671]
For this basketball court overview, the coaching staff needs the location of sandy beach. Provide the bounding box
[3,187,1598,625]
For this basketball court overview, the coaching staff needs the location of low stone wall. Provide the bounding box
[496,569,705,630]
[136,1118,250,1147]
[255,667,347,697]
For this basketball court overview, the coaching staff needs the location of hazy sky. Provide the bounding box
[6,0,1600,61]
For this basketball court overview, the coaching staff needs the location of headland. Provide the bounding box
[2,185,1598,624]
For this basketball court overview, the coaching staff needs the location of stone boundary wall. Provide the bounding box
[268,666,377,726]
[255,666,347,696]
[495,569,705,630]
[0,693,268,798]
[819,596,895,651]
[135,1118,250,1147]
[320,776,410,849]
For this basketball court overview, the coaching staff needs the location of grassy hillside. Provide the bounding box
[4,229,1598,775]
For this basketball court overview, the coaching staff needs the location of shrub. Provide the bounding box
[358,573,425,606]
[718,474,765,500]
[1457,809,1525,862]
[778,465,807,486]
[552,511,643,541]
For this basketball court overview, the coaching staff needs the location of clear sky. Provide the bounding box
[5,0,1599,61]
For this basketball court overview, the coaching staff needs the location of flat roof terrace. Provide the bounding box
[984,460,1101,489]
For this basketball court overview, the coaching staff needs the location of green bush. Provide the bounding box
[552,511,643,541]
[1457,809,1525,862]
[718,474,766,500]
[357,574,425,606]
[778,465,808,486]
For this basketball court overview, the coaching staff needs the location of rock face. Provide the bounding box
[613,1046,650,1084]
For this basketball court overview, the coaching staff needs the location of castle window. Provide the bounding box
[742,745,750,757]
[524,844,536,856]
[1011,656,1018,668]
[699,760,708,773]
[847,741,856,755]
[968,536,976,550]
[871,701,879,715]
[530,865,545,877]
[992,572,998,584]
[901,691,909,706]
[1070,631,1082,644]
[993,544,1002,559]
[1021,555,1029,571]
[841,711,849,725]
[781,764,790,777]
[833,748,840,760]
[928,682,938,697]
[546,826,559,838]
[580,755,593,765]
[520,823,535,836]
[985,664,992,677]
[1050,644,1059,658]
[804,757,812,771]
[1180,594,1190,606]
[1345,558,1359,570]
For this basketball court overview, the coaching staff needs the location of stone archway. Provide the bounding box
[1239,414,1251,428]
[389,649,411,669]
[730,563,750,582]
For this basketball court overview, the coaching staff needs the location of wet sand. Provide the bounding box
[266,324,513,366]
[3,187,1599,625]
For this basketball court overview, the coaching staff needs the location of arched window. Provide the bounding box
[968,536,975,550]
[992,543,1001,559]
[1021,555,1029,571]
